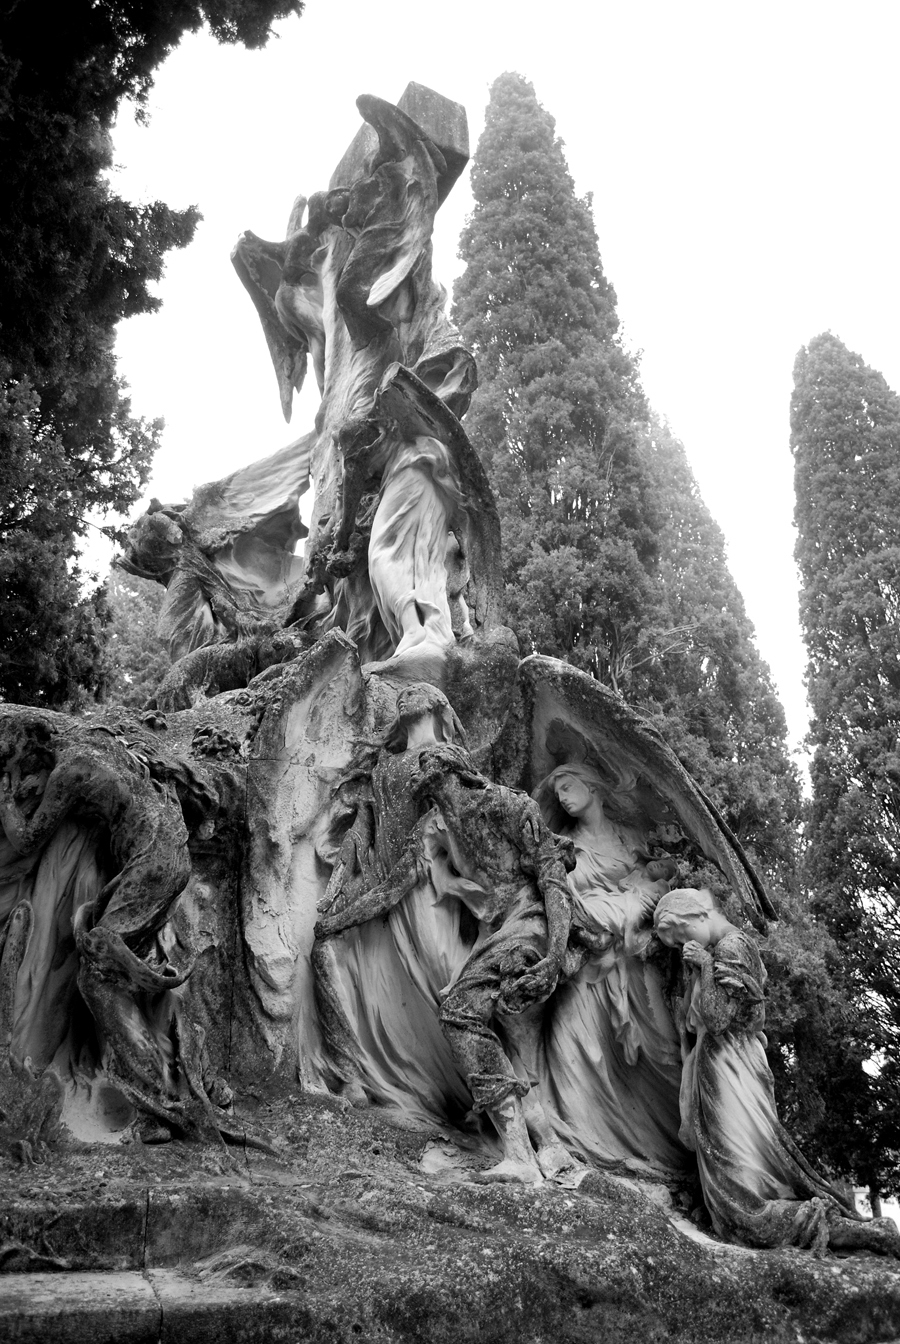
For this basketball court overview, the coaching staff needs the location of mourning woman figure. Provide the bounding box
[532,764,686,1174]
[654,888,900,1256]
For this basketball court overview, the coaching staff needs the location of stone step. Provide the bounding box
[0,1269,303,1343]
[1,1179,306,1273]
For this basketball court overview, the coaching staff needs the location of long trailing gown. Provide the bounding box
[539,820,687,1173]
[680,929,855,1247]
[367,434,464,658]
[319,748,474,1126]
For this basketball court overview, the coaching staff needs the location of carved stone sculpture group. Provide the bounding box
[1,84,897,1261]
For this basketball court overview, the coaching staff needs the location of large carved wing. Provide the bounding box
[231,230,308,422]
[499,656,775,930]
[182,431,315,554]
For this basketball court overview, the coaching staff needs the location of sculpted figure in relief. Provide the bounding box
[315,690,574,1183]
[0,711,241,1144]
[415,748,574,1183]
[233,95,487,669]
[324,375,476,666]
[533,763,686,1174]
[123,91,489,688]
[311,684,473,1116]
[655,888,900,1256]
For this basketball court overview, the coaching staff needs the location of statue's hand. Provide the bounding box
[571,922,612,956]
[681,939,710,968]
[314,914,344,940]
[497,955,559,1014]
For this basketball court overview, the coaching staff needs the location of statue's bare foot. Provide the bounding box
[829,1214,900,1259]
[537,1140,575,1179]
[340,1079,368,1108]
[474,1158,543,1185]
[138,1121,172,1145]
[863,1217,900,1259]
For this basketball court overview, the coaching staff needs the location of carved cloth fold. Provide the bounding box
[681,930,855,1248]
[439,897,546,1113]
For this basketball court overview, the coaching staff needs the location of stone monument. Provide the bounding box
[1,83,899,1340]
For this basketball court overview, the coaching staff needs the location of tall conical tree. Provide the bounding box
[452,73,801,872]
[793,331,900,1194]
[452,72,661,690]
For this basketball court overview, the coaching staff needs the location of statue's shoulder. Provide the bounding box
[716,928,760,962]
[713,928,766,1001]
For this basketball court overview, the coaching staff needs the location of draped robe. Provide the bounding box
[539,821,687,1173]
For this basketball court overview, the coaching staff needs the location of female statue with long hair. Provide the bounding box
[533,763,687,1174]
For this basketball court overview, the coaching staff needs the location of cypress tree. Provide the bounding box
[452,72,660,690]
[452,73,801,875]
[793,331,900,1193]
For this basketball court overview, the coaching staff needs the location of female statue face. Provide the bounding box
[552,772,596,820]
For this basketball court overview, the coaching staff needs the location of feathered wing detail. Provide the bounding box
[510,656,774,929]
[123,434,316,662]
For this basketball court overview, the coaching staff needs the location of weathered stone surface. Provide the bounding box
[0,1271,160,1343]
[151,1270,305,1344]
[330,82,469,205]
[1,1100,898,1343]
[2,1191,147,1271]
[0,1269,307,1344]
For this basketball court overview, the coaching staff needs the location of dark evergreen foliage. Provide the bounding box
[0,0,301,705]
[103,568,170,708]
[792,331,900,1193]
[638,418,802,875]
[452,72,655,690]
[452,73,800,872]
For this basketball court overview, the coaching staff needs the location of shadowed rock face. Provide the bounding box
[1,84,898,1320]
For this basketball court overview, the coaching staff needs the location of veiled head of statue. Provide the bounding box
[533,762,611,830]
[385,683,464,753]
[653,887,716,946]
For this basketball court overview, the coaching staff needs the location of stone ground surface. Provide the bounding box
[1,1092,899,1343]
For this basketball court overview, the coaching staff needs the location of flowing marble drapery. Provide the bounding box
[677,928,854,1246]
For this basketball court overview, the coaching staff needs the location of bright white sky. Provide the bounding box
[106,0,900,760]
